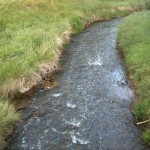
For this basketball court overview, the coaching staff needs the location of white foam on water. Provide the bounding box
[21,137,28,149]
[44,129,49,134]
[23,119,32,131]
[71,135,89,145]
[52,128,67,135]
[78,138,89,144]
[65,119,81,127]
[30,146,35,150]
[35,117,40,123]
[88,61,103,66]
[37,139,42,150]
[71,135,78,144]
[67,102,76,108]
[88,56,103,66]
[52,93,61,97]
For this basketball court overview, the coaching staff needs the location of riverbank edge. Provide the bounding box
[117,11,150,145]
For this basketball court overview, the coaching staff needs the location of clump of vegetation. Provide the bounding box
[135,99,150,120]
[143,131,150,144]
[145,0,150,9]
[0,100,19,148]
[118,11,150,144]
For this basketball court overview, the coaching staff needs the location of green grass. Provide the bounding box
[143,131,150,144]
[118,11,150,144]
[0,0,147,148]
[0,0,145,86]
[0,100,19,148]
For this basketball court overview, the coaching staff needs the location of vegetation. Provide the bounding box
[118,11,150,144]
[0,0,148,148]
[0,100,19,148]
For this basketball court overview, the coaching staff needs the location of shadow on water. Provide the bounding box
[8,18,149,150]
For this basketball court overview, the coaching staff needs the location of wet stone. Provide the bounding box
[8,18,149,150]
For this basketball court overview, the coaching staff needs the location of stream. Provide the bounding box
[8,18,149,150]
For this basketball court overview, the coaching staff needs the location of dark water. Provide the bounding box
[9,19,149,150]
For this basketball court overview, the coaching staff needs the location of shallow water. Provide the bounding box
[8,19,149,150]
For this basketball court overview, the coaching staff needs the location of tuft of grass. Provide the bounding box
[145,0,150,9]
[118,11,150,144]
[71,17,84,34]
[143,131,150,144]
[135,99,150,120]
[0,100,19,148]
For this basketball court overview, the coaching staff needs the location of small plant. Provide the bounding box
[145,0,150,9]
[71,17,84,34]
[0,100,19,148]
[135,99,150,120]
[143,131,150,144]
[0,20,6,32]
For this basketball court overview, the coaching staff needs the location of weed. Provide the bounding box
[143,131,150,144]
[0,100,19,148]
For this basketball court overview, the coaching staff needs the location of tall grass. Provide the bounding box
[0,100,19,149]
[118,11,150,144]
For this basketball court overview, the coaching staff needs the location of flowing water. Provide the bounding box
[8,18,149,150]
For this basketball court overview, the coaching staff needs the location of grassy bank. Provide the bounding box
[118,11,150,144]
[0,0,146,97]
[0,0,147,148]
